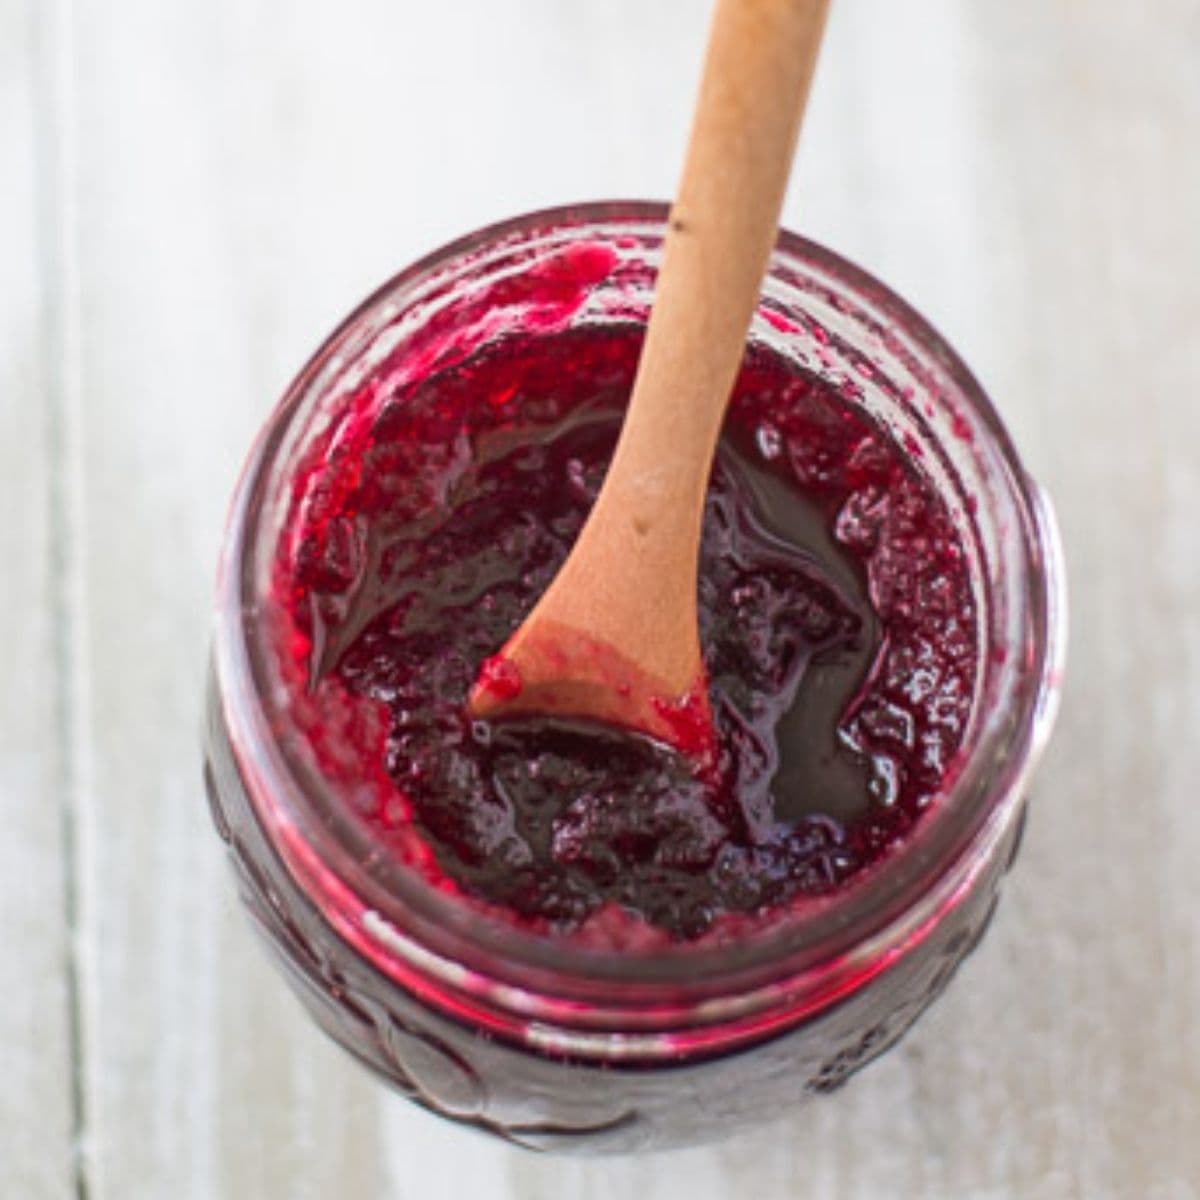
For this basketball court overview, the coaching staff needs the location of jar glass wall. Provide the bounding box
[205,202,1065,1151]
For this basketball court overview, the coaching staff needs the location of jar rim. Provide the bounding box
[213,200,1066,1019]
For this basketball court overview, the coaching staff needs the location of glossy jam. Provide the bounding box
[274,323,976,941]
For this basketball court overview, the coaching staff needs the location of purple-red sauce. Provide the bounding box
[273,254,976,942]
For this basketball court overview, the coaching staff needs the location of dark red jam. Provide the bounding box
[275,316,977,941]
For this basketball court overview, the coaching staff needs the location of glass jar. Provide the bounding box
[205,202,1066,1152]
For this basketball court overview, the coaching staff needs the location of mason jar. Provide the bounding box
[205,202,1066,1153]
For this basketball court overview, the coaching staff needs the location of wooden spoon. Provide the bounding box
[469,0,830,754]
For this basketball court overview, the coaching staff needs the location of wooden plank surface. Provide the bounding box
[5,0,1198,1196]
[0,1,76,1197]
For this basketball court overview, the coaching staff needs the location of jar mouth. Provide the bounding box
[214,201,1066,1010]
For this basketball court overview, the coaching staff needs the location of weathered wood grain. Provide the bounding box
[65,2,395,1195]
[19,0,1200,1196]
[0,1,75,1196]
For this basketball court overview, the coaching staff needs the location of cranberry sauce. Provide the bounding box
[276,324,976,940]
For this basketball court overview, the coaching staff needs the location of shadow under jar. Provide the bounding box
[205,202,1066,1153]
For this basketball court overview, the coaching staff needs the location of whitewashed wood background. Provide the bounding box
[4,1,1198,1196]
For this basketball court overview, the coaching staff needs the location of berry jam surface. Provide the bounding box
[274,297,977,942]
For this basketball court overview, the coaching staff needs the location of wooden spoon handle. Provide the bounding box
[560,0,830,694]
[607,0,830,523]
